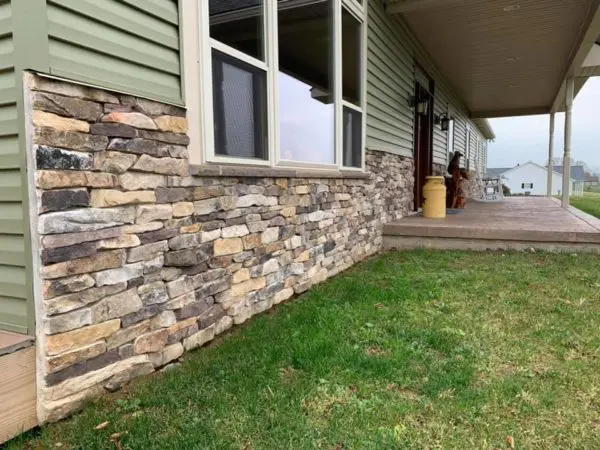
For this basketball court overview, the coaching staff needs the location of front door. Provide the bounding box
[413,71,434,211]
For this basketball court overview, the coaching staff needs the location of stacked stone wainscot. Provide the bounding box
[26,73,414,421]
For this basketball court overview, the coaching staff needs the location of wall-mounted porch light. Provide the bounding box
[435,113,452,132]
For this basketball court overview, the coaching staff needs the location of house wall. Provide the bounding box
[503,164,564,196]
[24,74,415,422]
[0,0,29,334]
[366,0,489,170]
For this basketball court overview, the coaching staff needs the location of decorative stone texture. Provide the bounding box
[28,74,414,423]
[35,128,108,152]
[154,115,188,134]
[90,190,156,208]
[32,92,103,122]
[36,170,117,190]
[102,111,157,130]
[37,146,93,171]
[33,110,90,133]
[39,208,135,234]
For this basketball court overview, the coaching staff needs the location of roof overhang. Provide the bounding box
[386,0,600,119]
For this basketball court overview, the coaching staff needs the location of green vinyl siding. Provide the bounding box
[46,0,182,105]
[367,0,487,169]
[0,0,28,334]
[367,0,415,157]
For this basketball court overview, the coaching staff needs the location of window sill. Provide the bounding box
[189,164,370,179]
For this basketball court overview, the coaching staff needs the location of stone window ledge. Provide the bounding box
[190,164,371,179]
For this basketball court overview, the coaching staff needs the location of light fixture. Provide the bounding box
[435,113,452,132]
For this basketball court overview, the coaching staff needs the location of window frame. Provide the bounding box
[446,106,455,157]
[184,0,368,171]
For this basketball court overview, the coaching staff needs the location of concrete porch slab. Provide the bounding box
[383,197,600,252]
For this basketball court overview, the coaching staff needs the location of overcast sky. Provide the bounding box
[487,77,600,173]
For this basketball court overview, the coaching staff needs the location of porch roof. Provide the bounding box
[386,0,600,119]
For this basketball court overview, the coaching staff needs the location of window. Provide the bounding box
[522,183,533,189]
[186,0,367,169]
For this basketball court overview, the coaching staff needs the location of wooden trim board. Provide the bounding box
[0,346,38,444]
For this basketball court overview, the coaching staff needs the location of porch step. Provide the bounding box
[0,332,37,444]
[383,233,600,253]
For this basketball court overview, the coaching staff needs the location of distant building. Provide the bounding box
[486,162,583,196]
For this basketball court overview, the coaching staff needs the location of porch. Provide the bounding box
[383,197,600,253]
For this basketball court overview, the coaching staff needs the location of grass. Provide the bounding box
[7,250,600,449]
[571,191,600,219]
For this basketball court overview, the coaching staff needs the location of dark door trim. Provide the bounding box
[413,66,435,211]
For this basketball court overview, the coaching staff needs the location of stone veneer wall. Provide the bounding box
[24,74,414,422]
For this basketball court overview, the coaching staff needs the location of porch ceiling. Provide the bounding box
[386,0,600,118]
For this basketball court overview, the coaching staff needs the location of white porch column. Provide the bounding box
[562,77,574,208]
[547,112,555,197]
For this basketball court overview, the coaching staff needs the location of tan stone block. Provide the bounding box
[149,342,184,368]
[102,111,157,130]
[214,316,233,335]
[231,277,266,297]
[42,250,125,280]
[242,234,261,250]
[106,320,150,349]
[91,288,143,323]
[275,178,288,189]
[154,115,188,134]
[45,355,151,401]
[133,154,188,176]
[46,341,107,374]
[122,222,163,234]
[42,384,104,423]
[166,316,198,335]
[295,185,310,194]
[181,223,202,234]
[172,202,194,218]
[33,110,89,133]
[232,268,250,284]
[46,319,121,356]
[97,234,141,249]
[281,206,296,217]
[295,250,310,262]
[183,325,215,351]
[133,329,168,354]
[36,170,117,189]
[214,238,243,256]
[119,173,166,191]
[95,151,137,174]
[136,204,173,223]
[274,287,294,305]
[91,189,156,208]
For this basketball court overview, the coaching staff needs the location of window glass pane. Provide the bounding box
[342,8,361,106]
[278,0,335,164]
[212,51,267,159]
[343,107,362,167]
[447,119,454,155]
[209,0,264,61]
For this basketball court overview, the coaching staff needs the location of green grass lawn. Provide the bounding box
[571,192,600,218]
[7,251,600,449]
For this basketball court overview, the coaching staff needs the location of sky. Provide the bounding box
[487,77,600,174]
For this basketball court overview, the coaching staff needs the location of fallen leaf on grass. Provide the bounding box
[507,435,515,448]
[95,421,110,430]
[110,431,127,440]
[375,303,387,309]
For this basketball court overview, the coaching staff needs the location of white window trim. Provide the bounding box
[182,0,368,171]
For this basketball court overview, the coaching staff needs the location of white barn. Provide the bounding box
[487,162,582,197]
